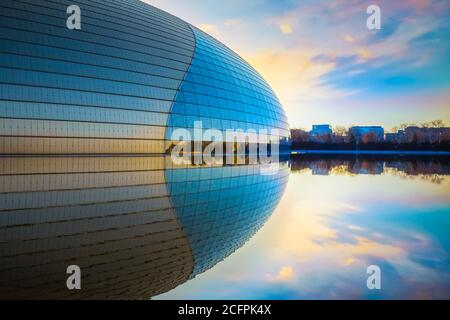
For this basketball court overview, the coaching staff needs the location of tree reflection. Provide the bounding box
[290,155,450,184]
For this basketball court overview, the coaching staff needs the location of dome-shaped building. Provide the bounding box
[0,0,290,299]
[0,0,290,154]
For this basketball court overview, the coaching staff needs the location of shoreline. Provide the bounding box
[291,150,450,155]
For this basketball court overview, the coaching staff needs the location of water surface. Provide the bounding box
[157,155,450,299]
[1,155,449,299]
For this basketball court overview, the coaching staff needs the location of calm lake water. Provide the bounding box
[157,155,450,299]
[1,155,449,299]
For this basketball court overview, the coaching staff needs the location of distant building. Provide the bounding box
[309,124,332,143]
[385,130,405,144]
[290,129,310,143]
[349,126,384,143]
[404,126,450,144]
[291,124,449,147]
[311,124,332,136]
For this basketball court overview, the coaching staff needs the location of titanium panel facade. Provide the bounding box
[0,0,291,299]
[0,0,290,154]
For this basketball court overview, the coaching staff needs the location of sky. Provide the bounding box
[142,0,450,131]
[157,164,450,299]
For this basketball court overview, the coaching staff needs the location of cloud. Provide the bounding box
[223,19,241,27]
[243,48,357,104]
[194,19,245,42]
[347,224,366,231]
[243,47,364,129]
[344,257,357,266]
[267,266,294,282]
[266,13,297,34]
[355,47,373,62]
[143,0,450,128]
[367,15,403,44]
[343,34,356,43]
[197,23,221,37]
[279,22,293,34]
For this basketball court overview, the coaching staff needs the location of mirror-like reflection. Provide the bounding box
[0,156,289,299]
[158,155,450,300]
[2,155,449,299]
[291,154,450,183]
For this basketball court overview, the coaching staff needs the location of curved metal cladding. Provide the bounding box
[165,27,291,151]
[0,0,291,299]
[0,0,195,154]
[165,162,290,277]
[0,156,195,299]
[0,0,290,155]
[0,157,288,299]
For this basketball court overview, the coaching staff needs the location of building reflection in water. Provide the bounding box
[0,156,289,299]
[291,155,450,183]
[157,155,450,300]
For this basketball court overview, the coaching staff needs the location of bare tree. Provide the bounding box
[400,122,417,130]
[333,126,347,136]
[431,119,445,128]
[399,123,409,130]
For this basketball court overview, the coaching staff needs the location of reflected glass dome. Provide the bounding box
[0,156,289,299]
[0,0,291,299]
